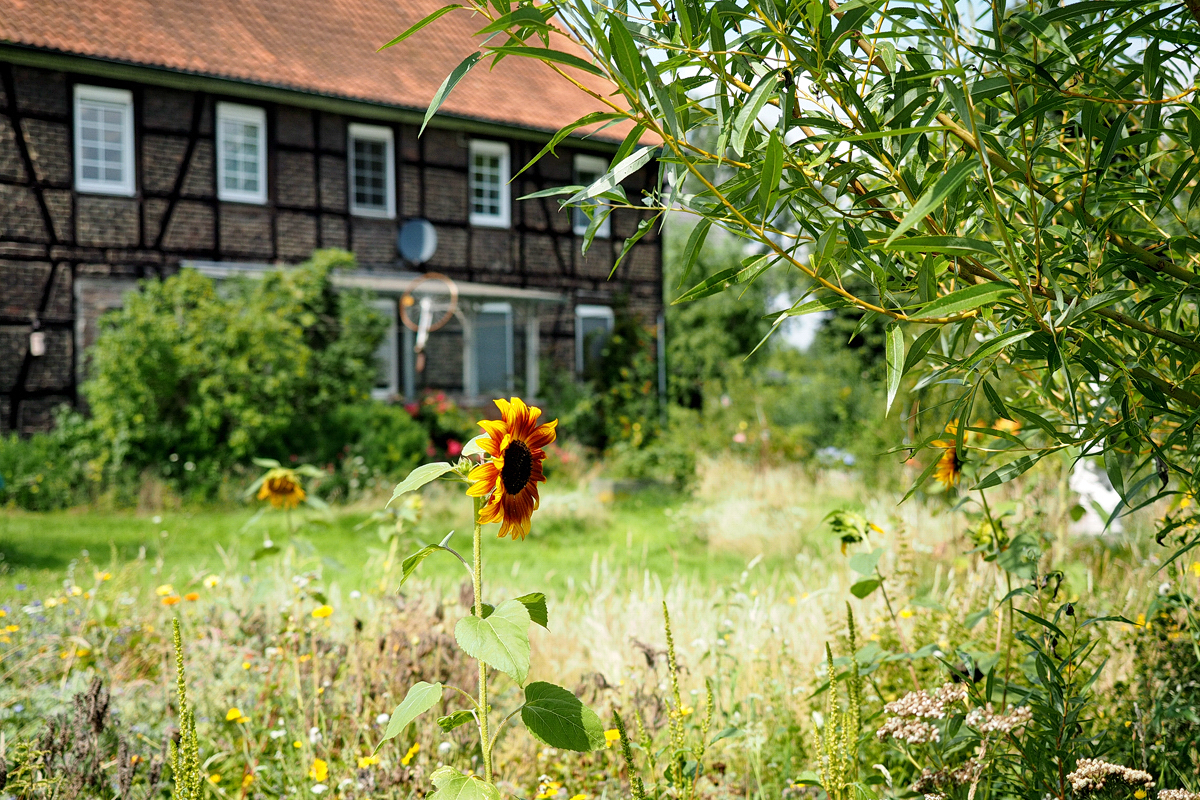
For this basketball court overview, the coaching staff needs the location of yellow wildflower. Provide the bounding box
[308,758,328,782]
[208,774,222,784]
[155,584,174,596]
[357,755,379,769]
[95,571,113,581]
[312,605,334,619]
[242,774,255,788]
[401,742,420,766]
[226,707,243,722]
[293,740,303,749]
[162,595,181,606]
[204,575,221,588]
[604,729,621,748]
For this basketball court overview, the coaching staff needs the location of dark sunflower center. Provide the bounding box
[501,440,533,495]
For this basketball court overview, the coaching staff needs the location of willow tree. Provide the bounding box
[395,0,1200,537]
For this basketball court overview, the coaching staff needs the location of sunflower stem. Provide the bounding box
[473,495,492,783]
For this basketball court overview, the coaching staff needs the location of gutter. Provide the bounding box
[0,42,622,152]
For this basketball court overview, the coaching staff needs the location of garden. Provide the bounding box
[4,0,1200,798]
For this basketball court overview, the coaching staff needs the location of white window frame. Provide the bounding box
[574,304,615,373]
[73,85,136,197]
[348,123,396,219]
[468,139,511,229]
[572,153,611,239]
[216,102,268,205]
[371,298,400,400]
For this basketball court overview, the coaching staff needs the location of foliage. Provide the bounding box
[83,249,387,493]
[413,0,1200,537]
[0,407,106,510]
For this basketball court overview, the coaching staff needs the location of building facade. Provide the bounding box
[0,1,661,434]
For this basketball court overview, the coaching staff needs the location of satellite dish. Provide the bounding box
[397,218,438,264]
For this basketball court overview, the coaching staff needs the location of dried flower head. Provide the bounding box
[965,703,1032,734]
[1067,759,1154,796]
[1159,791,1200,800]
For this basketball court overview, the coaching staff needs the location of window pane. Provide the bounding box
[471,152,502,216]
[77,97,127,188]
[221,118,262,194]
[580,316,611,374]
[352,137,388,210]
[475,311,510,395]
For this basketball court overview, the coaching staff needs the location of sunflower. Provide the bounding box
[933,442,963,488]
[257,468,306,509]
[467,397,557,540]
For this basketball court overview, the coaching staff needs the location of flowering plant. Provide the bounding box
[375,397,607,796]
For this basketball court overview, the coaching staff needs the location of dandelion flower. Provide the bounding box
[242,774,255,788]
[294,740,303,749]
[467,397,558,540]
[226,707,244,721]
[401,742,420,766]
[257,468,307,509]
[208,774,222,784]
[308,758,328,782]
[357,755,379,769]
[312,605,333,619]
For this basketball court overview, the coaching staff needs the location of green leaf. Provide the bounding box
[375,682,443,753]
[455,598,532,683]
[379,4,462,50]
[485,46,605,77]
[917,282,1017,319]
[784,295,854,316]
[476,6,550,35]
[882,236,1000,259]
[513,112,625,180]
[520,682,606,752]
[732,72,779,157]
[399,544,447,588]
[848,548,883,575]
[674,256,767,304]
[251,457,282,469]
[437,709,476,732]
[758,132,784,219]
[566,146,655,204]
[429,766,502,800]
[514,592,549,628]
[884,322,904,416]
[902,327,940,375]
[962,329,1037,369]
[885,161,978,243]
[608,16,643,95]
[973,455,1039,490]
[251,544,280,560]
[420,53,481,137]
[850,579,881,598]
[461,435,487,458]
[389,462,456,506]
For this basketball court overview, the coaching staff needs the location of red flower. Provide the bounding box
[447,439,463,456]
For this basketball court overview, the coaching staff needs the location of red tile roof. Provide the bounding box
[0,0,630,140]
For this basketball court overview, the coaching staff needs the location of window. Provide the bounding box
[469,140,510,228]
[474,303,513,396]
[348,123,395,218]
[73,85,135,196]
[372,299,399,399]
[216,102,267,204]
[575,304,614,374]
[573,154,611,238]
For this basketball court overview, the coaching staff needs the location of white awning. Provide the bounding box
[184,261,565,304]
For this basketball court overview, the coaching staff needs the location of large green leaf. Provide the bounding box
[388,462,456,506]
[520,682,606,752]
[514,592,549,629]
[429,767,502,800]
[420,54,480,136]
[374,682,443,753]
[455,598,532,684]
[916,282,1018,319]
[884,322,904,416]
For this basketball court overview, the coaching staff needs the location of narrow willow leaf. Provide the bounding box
[611,216,656,277]
[785,295,854,316]
[902,327,940,375]
[389,462,456,506]
[375,682,443,752]
[520,682,606,752]
[758,132,784,220]
[608,16,643,96]
[732,72,779,157]
[484,46,605,77]
[885,161,978,243]
[884,322,904,416]
[455,599,532,684]
[981,380,1011,419]
[476,6,549,35]
[962,329,1036,369]
[678,219,712,288]
[429,767,502,800]
[567,146,655,204]
[513,112,624,179]
[420,53,480,136]
[883,236,1000,260]
[974,455,1039,490]
[917,282,1017,318]
[379,5,462,50]
[673,256,767,304]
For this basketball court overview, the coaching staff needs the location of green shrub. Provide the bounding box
[0,407,106,511]
[83,250,386,495]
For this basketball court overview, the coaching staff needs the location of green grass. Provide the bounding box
[0,485,789,598]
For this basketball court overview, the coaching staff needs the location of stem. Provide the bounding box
[473,497,492,783]
[876,573,922,690]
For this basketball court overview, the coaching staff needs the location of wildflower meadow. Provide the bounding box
[4,0,1200,797]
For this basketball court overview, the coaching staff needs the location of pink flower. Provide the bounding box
[447,439,462,456]
[404,403,419,416]
[426,444,436,457]
[733,432,748,444]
